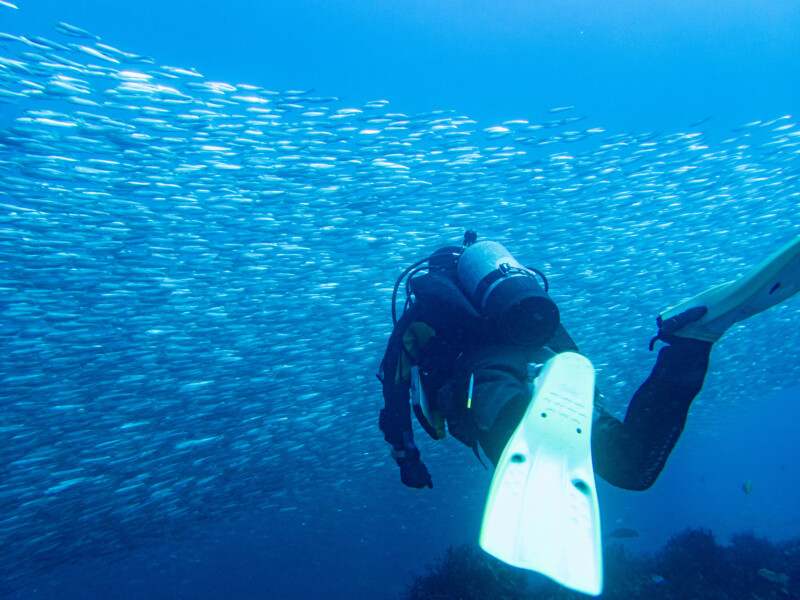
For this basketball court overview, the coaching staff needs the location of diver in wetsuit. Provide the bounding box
[378,230,800,490]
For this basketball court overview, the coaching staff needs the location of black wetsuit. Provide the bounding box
[378,268,713,491]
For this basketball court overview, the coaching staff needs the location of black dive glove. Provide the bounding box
[393,445,433,489]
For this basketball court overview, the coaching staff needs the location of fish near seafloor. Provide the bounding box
[608,528,640,539]
[0,17,800,596]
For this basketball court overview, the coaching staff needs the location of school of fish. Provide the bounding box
[1,13,799,593]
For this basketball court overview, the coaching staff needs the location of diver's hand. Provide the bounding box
[391,433,432,489]
[398,454,433,489]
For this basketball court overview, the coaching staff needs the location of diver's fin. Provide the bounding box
[479,352,602,596]
[660,233,800,342]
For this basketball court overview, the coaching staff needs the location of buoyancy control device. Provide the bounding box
[392,231,560,346]
[388,231,565,444]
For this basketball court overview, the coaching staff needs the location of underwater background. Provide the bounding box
[1,0,799,598]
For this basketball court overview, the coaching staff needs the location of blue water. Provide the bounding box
[1,1,799,599]
[6,0,800,133]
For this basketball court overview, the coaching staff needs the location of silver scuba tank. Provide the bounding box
[456,241,560,346]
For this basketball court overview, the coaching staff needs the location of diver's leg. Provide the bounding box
[477,393,528,465]
[598,235,800,489]
[457,345,531,465]
[591,337,712,490]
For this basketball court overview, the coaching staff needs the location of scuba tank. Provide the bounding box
[457,240,560,346]
[391,231,561,347]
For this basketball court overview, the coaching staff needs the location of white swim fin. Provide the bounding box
[660,232,800,342]
[479,352,602,596]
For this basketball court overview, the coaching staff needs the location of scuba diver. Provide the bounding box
[378,230,800,492]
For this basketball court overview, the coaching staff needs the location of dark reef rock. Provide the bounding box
[405,528,800,599]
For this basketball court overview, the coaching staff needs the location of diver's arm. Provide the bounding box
[378,309,433,488]
[378,374,412,449]
[378,311,414,448]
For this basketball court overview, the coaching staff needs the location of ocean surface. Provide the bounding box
[1,1,799,598]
